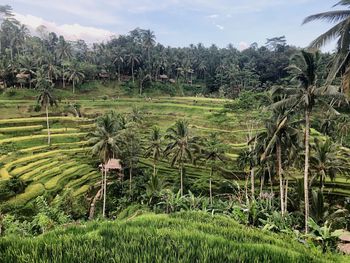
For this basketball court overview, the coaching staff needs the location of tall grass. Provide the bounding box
[0,212,345,263]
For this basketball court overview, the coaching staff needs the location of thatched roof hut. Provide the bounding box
[16,73,30,80]
[99,159,122,171]
[159,74,168,79]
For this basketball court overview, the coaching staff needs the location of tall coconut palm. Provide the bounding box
[55,36,72,89]
[88,111,121,217]
[201,133,226,205]
[303,1,350,95]
[44,54,60,84]
[258,108,302,215]
[36,69,56,146]
[113,51,124,82]
[126,49,140,83]
[237,148,256,200]
[144,126,163,177]
[142,29,156,76]
[272,50,344,232]
[66,61,85,93]
[119,122,141,194]
[165,120,200,196]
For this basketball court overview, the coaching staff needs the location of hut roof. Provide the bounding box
[16,73,30,79]
[339,231,350,242]
[99,159,122,171]
[159,74,168,79]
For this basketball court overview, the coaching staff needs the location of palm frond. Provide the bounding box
[303,10,350,24]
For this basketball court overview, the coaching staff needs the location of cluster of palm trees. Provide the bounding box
[240,50,349,233]
[1,5,323,97]
[89,115,228,209]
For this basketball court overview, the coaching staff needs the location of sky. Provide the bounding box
[2,0,340,51]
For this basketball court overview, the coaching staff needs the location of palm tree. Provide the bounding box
[142,29,156,76]
[310,138,349,189]
[237,149,256,200]
[44,54,60,84]
[113,51,124,82]
[129,106,144,123]
[88,111,121,217]
[303,1,350,95]
[337,115,350,145]
[258,108,301,215]
[119,122,141,194]
[144,126,163,177]
[201,133,226,205]
[66,61,85,93]
[126,49,140,83]
[55,36,72,89]
[272,50,344,232]
[165,120,199,196]
[36,69,56,146]
[17,54,36,88]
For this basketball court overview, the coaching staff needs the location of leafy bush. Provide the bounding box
[307,218,341,253]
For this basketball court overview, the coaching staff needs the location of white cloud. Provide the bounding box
[15,0,118,25]
[215,24,224,30]
[15,13,116,43]
[208,14,218,19]
[238,41,249,50]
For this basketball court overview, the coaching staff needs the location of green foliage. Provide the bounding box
[224,91,270,111]
[31,196,69,234]
[0,214,31,236]
[116,204,149,220]
[307,218,341,253]
[0,212,343,262]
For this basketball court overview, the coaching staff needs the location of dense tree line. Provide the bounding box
[0,5,334,97]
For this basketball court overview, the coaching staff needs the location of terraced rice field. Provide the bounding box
[0,96,349,210]
[0,115,100,210]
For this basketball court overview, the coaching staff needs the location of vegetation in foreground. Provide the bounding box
[0,211,347,263]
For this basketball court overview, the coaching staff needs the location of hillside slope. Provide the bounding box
[0,212,347,263]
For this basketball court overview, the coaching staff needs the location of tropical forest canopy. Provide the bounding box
[0,5,336,97]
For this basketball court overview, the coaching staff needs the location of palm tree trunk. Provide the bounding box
[102,166,107,217]
[304,109,310,233]
[244,173,249,201]
[148,48,151,78]
[72,80,75,94]
[260,174,265,196]
[284,178,288,215]
[180,164,183,196]
[132,61,135,83]
[276,141,285,215]
[209,167,213,205]
[62,65,65,89]
[250,167,255,198]
[129,166,133,194]
[118,64,121,82]
[45,105,51,145]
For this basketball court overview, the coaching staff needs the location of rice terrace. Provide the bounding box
[1,1,350,262]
